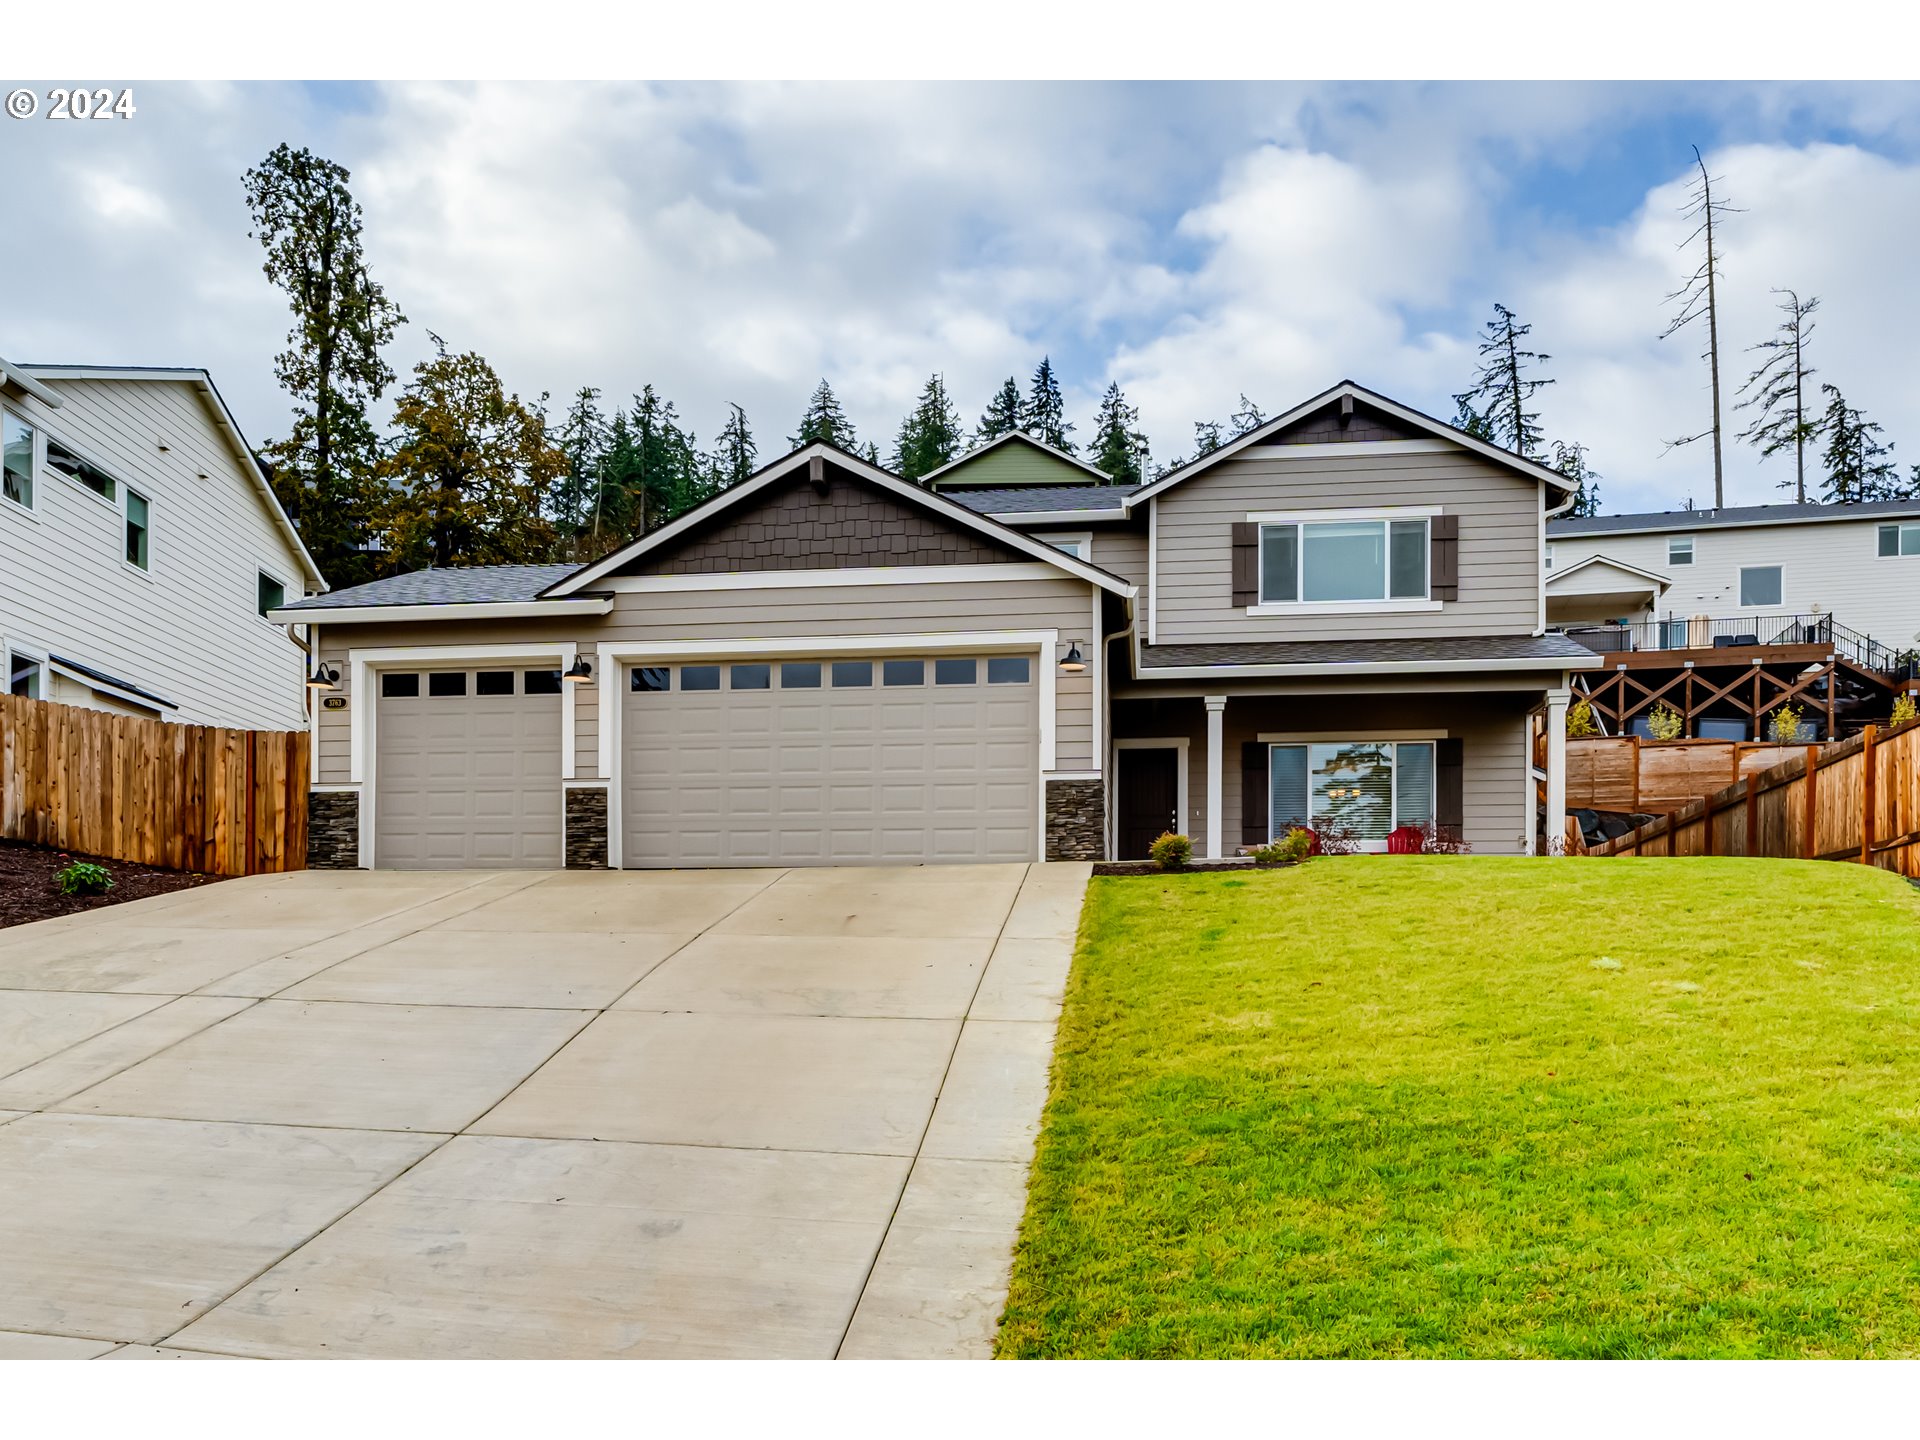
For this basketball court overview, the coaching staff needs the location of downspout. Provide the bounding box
[1101,613,1135,861]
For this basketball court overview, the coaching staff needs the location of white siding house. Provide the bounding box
[0,357,325,730]
[1548,501,1920,662]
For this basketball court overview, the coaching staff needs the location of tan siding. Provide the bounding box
[1090,530,1147,590]
[1115,689,1534,856]
[0,378,314,730]
[314,575,1097,784]
[1153,448,1543,643]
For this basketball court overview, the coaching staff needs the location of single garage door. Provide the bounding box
[374,666,564,869]
[622,653,1039,867]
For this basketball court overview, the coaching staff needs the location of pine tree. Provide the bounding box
[709,404,757,491]
[976,376,1022,444]
[1454,303,1553,458]
[550,387,608,542]
[1229,394,1266,436]
[1087,382,1150,485]
[379,334,561,569]
[1550,440,1602,519]
[243,143,405,587]
[891,373,966,481]
[629,385,702,528]
[591,410,641,548]
[1735,290,1820,502]
[1020,357,1075,453]
[1659,145,1741,507]
[1816,384,1900,504]
[791,379,857,450]
[1452,397,1496,442]
[1192,420,1225,457]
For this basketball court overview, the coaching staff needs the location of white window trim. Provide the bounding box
[1265,737,1441,853]
[597,562,1068,593]
[1737,562,1787,609]
[1876,521,1920,559]
[1667,535,1696,566]
[1114,737,1190,851]
[1250,506,1439,612]
[345,641,581,867]
[1,407,40,516]
[597,629,1058,870]
[46,431,124,512]
[121,485,154,580]
[3,639,49,700]
[256,566,292,628]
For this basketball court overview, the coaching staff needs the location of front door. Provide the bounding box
[1117,748,1180,859]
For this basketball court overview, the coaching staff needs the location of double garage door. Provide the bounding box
[371,652,1040,869]
[621,653,1039,867]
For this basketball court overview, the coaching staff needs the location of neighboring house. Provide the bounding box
[273,380,1597,870]
[1548,500,1920,664]
[0,354,325,730]
[922,430,1116,492]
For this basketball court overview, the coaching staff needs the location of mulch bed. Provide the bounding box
[0,840,226,929]
[1093,857,1298,877]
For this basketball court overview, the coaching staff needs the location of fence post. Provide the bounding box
[1803,744,1819,860]
[1860,724,1877,865]
[1745,781,1757,857]
[244,734,258,878]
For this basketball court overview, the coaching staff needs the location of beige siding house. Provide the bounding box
[277,381,1596,870]
[1,356,324,729]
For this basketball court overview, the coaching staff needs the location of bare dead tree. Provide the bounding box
[1734,289,1820,503]
[1658,146,1741,507]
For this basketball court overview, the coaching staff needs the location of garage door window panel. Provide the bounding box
[987,656,1030,684]
[832,661,873,687]
[780,662,821,689]
[682,665,721,691]
[475,671,516,696]
[731,663,771,690]
[428,672,468,697]
[381,672,420,698]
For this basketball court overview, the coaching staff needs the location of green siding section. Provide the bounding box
[931,436,1107,489]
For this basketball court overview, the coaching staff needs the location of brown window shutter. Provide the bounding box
[1430,514,1459,601]
[1231,522,1259,607]
[1241,741,1269,846]
[1436,738,1464,832]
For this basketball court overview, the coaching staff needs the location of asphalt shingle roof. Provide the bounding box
[1140,633,1599,669]
[944,485,1141,516]
[277,564,581,611]
[1550,498,1920,538]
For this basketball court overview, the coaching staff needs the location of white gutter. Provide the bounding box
[1136,653,1605,680]
[268,597,614,625]
[0,355,63,409]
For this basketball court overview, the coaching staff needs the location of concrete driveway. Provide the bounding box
[0,861,1087,1360]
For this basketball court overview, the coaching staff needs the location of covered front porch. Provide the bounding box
[1107,681,1575,860]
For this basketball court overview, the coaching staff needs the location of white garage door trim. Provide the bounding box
[346,642,578,867]
[597,630,1058,869]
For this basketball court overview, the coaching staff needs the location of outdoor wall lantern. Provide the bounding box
[1058,641,1086,674]
[306,660,340,691]
[563,656,594,685]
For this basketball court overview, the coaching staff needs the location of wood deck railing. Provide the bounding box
[1587,716,1920,877]
[0,693,307,877]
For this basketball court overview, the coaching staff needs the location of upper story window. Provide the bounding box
[2,411,34,509]
[1877,521,1920,557]
[1668,535,1695,566]
[46,436,118,503]
[258,572,287,617]
[1739,564,1783,607]
[1259,518,1428,605]
[124,489,150,570]
[1043,534,1089,560]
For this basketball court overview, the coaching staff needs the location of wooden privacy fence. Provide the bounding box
[1589,716,1920,878]
[1565,736,1810,815]
[0,693,307,876]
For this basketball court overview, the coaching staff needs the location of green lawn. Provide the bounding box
[996,857,1920,1358]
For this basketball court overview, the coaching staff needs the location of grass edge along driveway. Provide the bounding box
[996,857,1920,1359]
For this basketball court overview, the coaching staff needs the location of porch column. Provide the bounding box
[1545,686,1570,855]
[1204,695,1227,859]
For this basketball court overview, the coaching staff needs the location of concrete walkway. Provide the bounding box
[0,861,1088,1360]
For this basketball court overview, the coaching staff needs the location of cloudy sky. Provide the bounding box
[5,80,1920,514]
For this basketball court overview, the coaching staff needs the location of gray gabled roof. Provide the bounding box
[277,564,580,612]
[1550,498,1920,538]
[945,485,1141,517]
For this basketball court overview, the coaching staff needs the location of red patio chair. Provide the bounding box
[1386,825,1425,855]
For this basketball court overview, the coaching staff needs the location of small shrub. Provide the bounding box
[1647,702,1684,741]
[1148,832,1193,871]
[1767,700,1806,744]
[1892,692,1918,728]
[1315,825,1363,857]
[1251,827,1314,865]
[1565,696,1599,738]
[56,861,114,897]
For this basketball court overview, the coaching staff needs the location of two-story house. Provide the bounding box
[1547,500,1920,667]
[269,380,1596,870]
[1,354,326,730]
